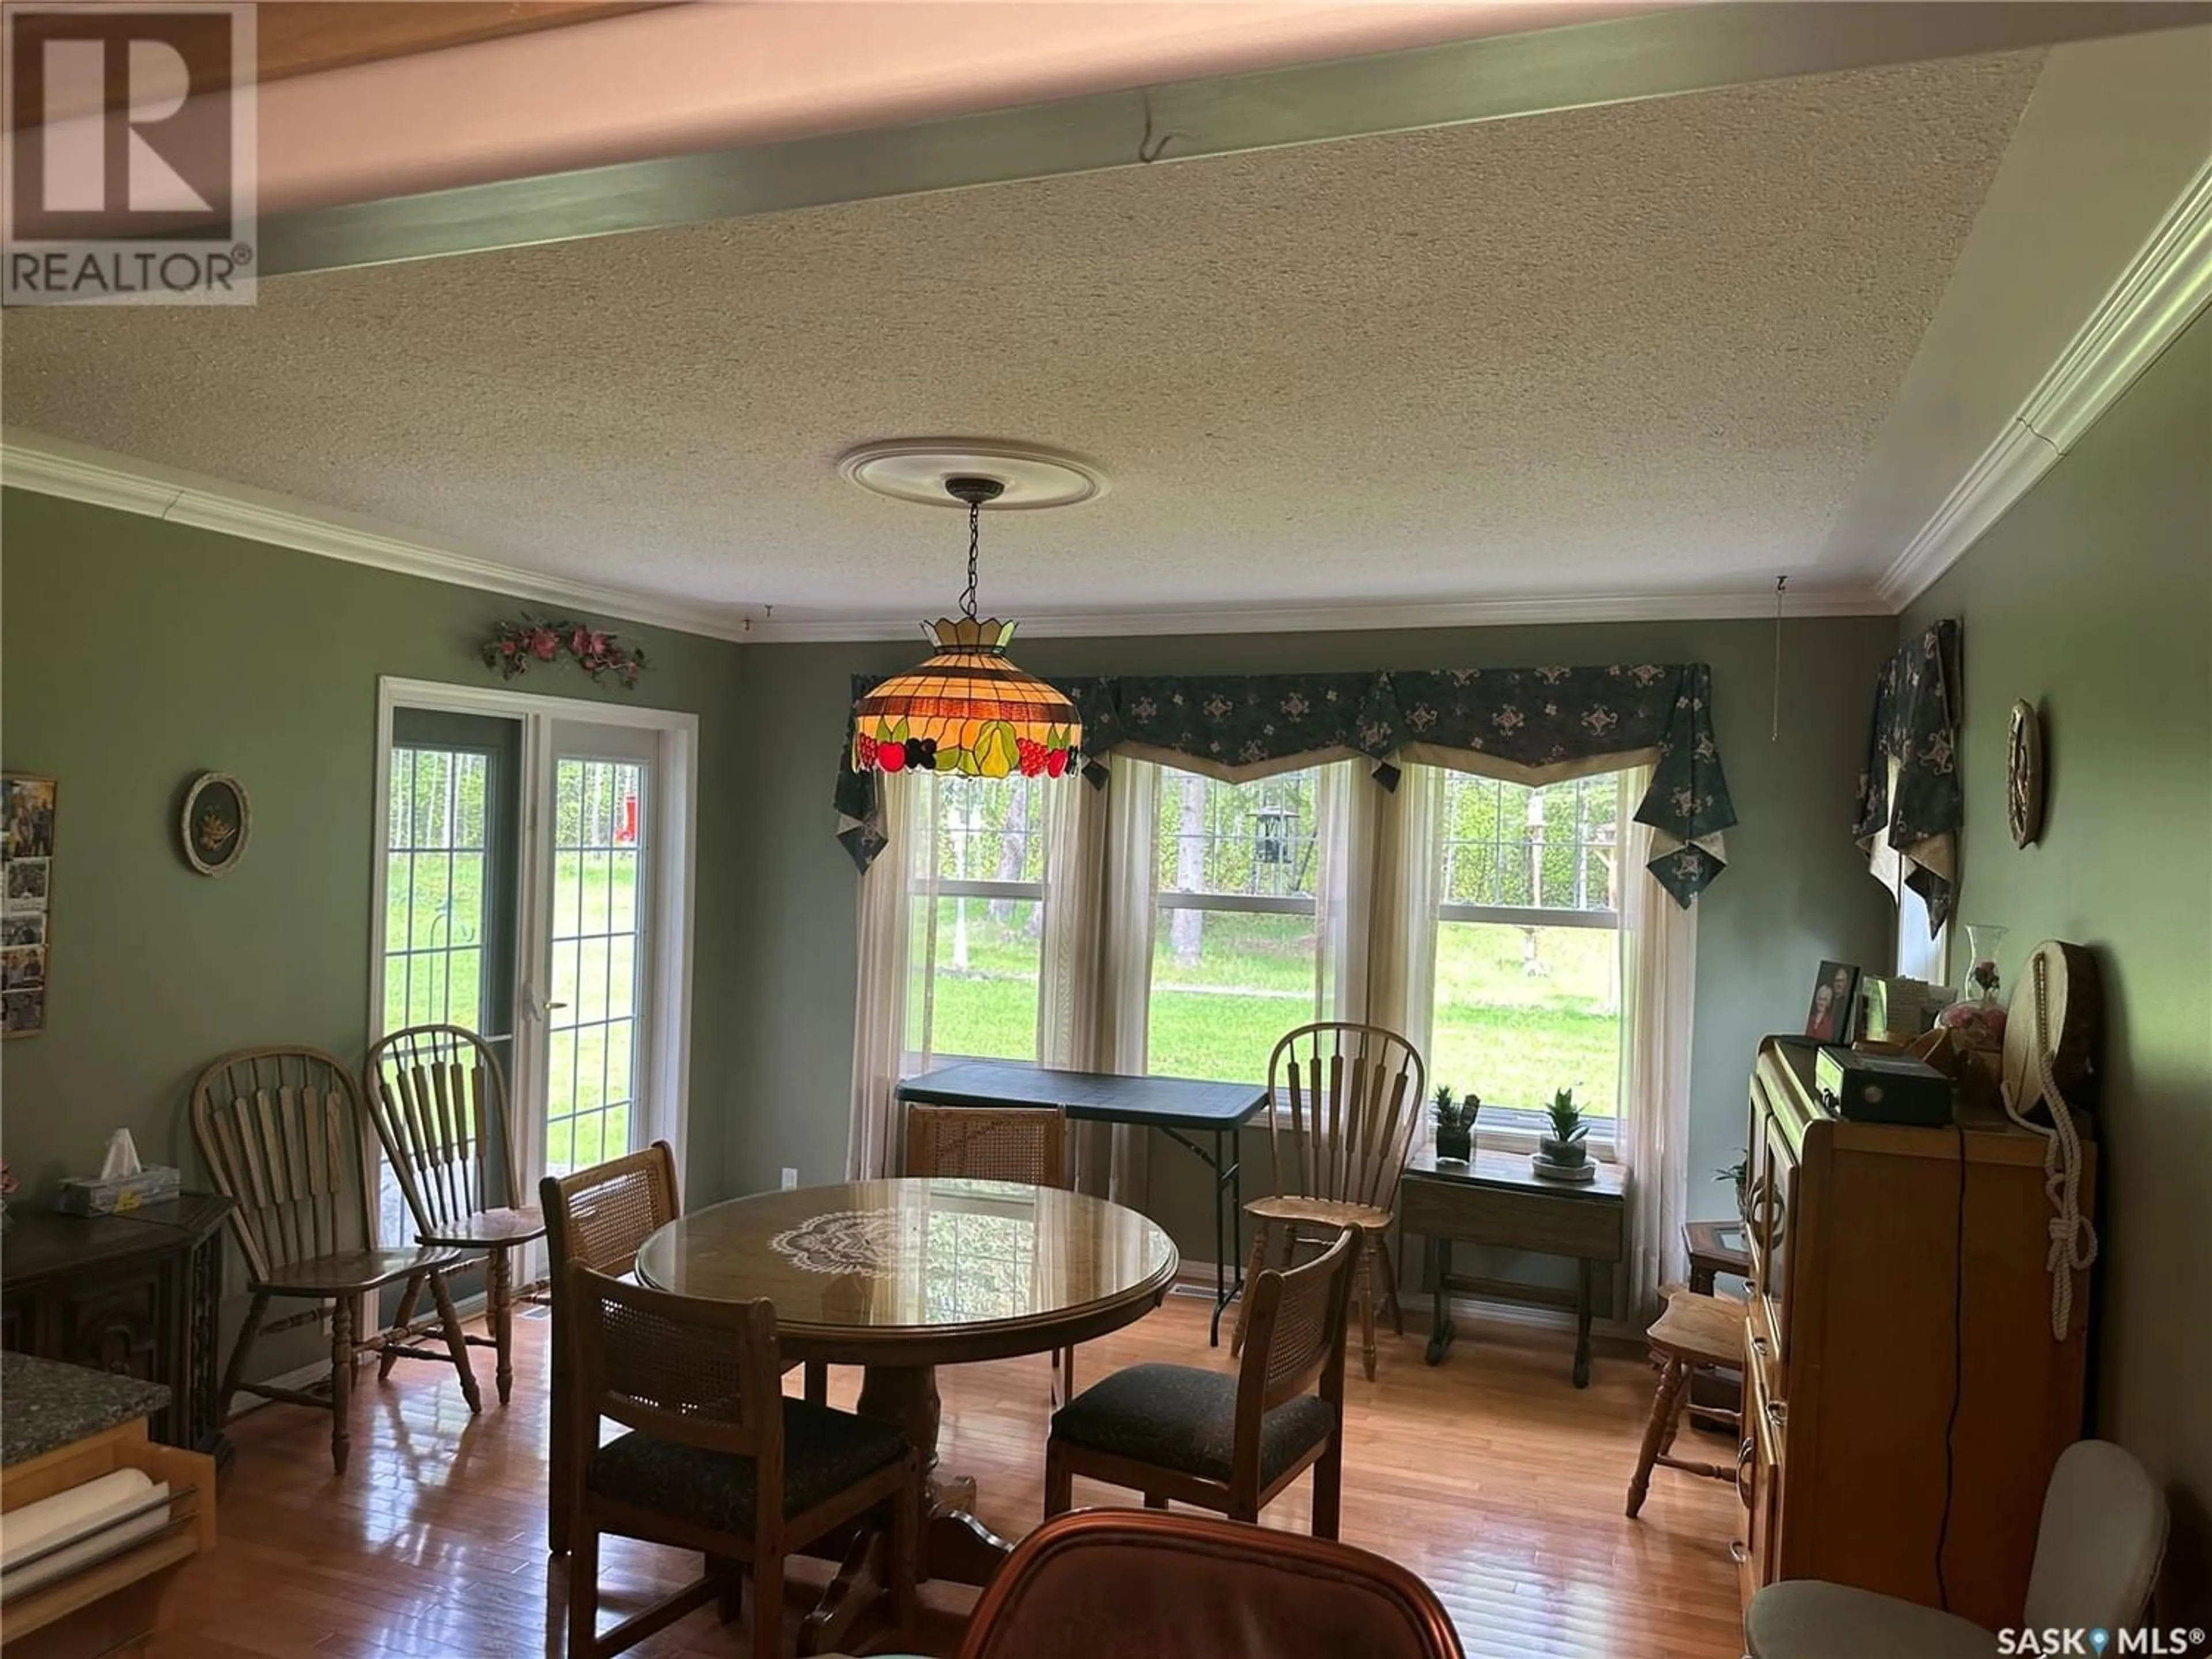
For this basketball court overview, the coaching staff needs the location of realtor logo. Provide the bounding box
[3,2,256,305]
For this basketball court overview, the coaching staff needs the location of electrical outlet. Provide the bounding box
[781,1166,799,1190]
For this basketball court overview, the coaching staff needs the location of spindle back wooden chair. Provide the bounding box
[1234,1022,1425,1380]
[191,1046,481,1475]
[540,1142,681,1556]
[903,1104,1077,1403]
[1047,1226,1357,1535]
[563,1267,922,1659]
[363,1023,546,1406]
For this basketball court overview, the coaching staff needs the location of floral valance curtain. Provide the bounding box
[840,662,1738,906]
[1852,619,1962,933]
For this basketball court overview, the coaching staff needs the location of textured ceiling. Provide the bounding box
[0,50,2044,626]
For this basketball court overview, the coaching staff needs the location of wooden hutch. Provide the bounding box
[1737,1037,2094,1632]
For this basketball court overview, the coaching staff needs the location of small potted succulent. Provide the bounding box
[1532,1088,1594,1181]
[1431,1084,1482,1164]
[1718,1151,1752,1226]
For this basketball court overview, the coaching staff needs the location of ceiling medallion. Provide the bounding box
[850,472,1083,779]
[839,440,1106,511]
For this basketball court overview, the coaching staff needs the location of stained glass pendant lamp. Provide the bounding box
[851,476,1082,779]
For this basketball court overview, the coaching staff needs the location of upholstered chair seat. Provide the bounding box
[1050,1363,1335,1486]
[587,1400,911,1533]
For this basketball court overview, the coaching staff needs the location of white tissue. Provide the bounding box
[99,1129,142,1181]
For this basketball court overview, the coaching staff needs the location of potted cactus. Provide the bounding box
[1532,1088,1595,1182]
[1431,1084,1482,1164]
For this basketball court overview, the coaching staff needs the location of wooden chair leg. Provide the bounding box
[548,1350,573,1556]
[1357,1230,1383,1382]
[1312,1436,1343,1540]
[427,1271,484,1414]
[1376,1232,1406,1336]
[218,1292,267,1426]
[377,1274,425,1382]
[711,1553,743,1624]
[1050,1345,1076,1411]
[1143,1493,1168,1510]
[1044,1442,1073,1518]
[568,1518,600,1659]
[328,1296,354,1476]
[1626,1357,1690,1518]
[488,1247,515,1406]
[1231,1219,1272,1357]
[889,1457,922,1632]
[749,1550,785,1659]
[803,1361,828,1407]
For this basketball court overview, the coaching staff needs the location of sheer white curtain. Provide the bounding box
[847,769,918,1180]
[1315,761,1441,1046]
[1617,764,1700,1321]
[1039,755,1159,1203]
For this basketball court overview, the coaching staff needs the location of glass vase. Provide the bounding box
[1937,922,2009,1050]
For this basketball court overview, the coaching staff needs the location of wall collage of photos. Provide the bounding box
[2,775,55,1037]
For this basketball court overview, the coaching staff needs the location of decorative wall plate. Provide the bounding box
[180,772,251,876]
[2006,700,2044,848]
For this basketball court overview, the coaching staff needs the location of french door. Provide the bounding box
[532,724,656,1180]
[372,683,698,1255]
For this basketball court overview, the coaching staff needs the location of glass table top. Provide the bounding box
[634,1176,1179,1334]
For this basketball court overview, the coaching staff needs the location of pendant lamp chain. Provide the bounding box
[961,494,982,622]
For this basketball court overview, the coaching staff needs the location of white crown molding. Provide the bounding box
[1877,158,2212,609]
[744,586,1889,643]
[0,427,763,643]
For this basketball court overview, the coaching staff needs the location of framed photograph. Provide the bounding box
[180,771,251,877]
[1,774,54,1039]
[1805,960,1861,1045]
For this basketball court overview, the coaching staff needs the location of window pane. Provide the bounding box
[1431,923,1620,1118]
[1149,910,1318,1084]
[906,893,1043,1062]
[1157,770,1319,899]
[921,773,1047,886]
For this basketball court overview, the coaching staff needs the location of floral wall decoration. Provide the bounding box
[836,661,1738,905]
[482,615,649,688]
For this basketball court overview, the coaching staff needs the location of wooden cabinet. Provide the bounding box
[1737,1039,2093,1633]
[0,1195,234,1473]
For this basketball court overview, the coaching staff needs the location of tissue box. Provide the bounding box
[53,1166,181,1215]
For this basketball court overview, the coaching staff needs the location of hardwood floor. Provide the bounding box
[153,1294,1745,1658]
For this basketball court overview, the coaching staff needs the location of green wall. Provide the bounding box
[0,488,748,1220]
[730,615,1901,1270]
[1900,308,2212,1613]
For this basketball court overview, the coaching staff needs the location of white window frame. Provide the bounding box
[1434,773,1627,1158]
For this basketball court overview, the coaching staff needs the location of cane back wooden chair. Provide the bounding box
[563,1267,922,1659]
[191,1046,482,1475]
[1233,1022,1425,1381]
[903,1103,1078,1404]
[363,1023,546,1407]
[540,1142,681,1556]
[1047,1226,1358,1535]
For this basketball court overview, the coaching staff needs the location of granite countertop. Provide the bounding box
[1,1351,171,1468]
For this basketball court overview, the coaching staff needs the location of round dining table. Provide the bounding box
[635,1175,1179,1652]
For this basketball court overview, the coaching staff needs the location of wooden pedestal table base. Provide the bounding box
[631,1177,1180,1657]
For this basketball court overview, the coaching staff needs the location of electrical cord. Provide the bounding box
[1936,1122,1967,1611]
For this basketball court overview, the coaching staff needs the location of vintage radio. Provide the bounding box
[1813,1046,1953,1127]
